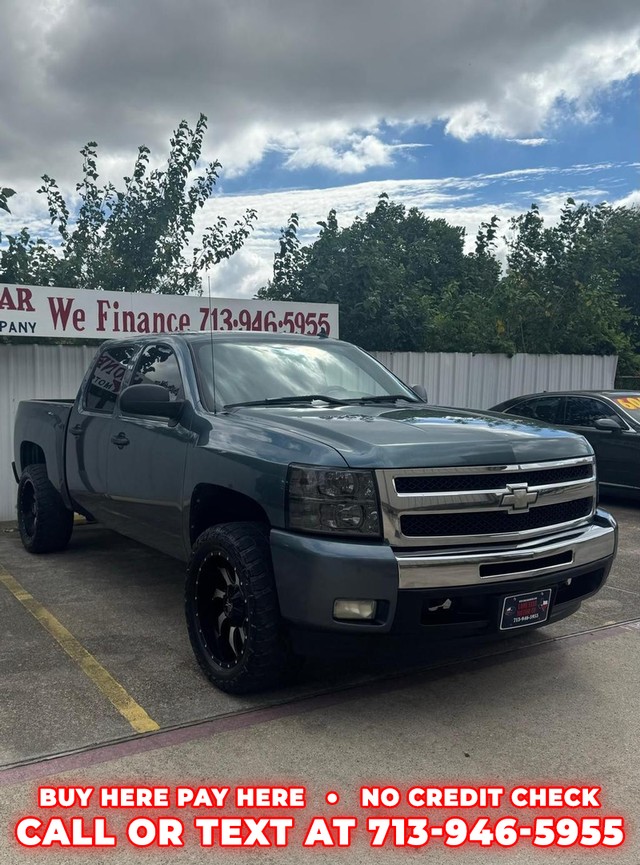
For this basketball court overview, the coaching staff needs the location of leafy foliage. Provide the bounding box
[495,201,637,371]
[260,196,639,369]
[0,187,15,214]
[0,228,61,287]
[259,194,465,350]
[0,116,257,293]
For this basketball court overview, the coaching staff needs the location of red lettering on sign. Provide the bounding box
[97,300,110,332]
[0,286,35,312]
[17,287,36,312]
[48,297,78,331]
[0,285,36,312]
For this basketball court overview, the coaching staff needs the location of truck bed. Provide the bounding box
[13,399,75,501]
[26,399,75,404]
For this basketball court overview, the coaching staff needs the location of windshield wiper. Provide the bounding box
[342,394,420,404]
[224,394,349,409]
[224,393,422,409]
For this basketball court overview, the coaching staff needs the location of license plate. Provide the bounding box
[500,589,552,630]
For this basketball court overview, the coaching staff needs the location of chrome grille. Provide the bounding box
[376,457,597,548]
[401,497,593,537]
[394,463,593,494]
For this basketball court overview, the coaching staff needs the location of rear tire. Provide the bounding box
[185,522,294,694]
[17,464,74,554]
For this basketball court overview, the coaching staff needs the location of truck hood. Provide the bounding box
[230,404,592,468]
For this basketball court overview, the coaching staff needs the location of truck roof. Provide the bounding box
[100,330,341,348]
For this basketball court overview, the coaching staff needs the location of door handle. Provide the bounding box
[110,432,130,449]
[70,424,84,437]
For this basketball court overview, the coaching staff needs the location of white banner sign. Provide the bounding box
[0,283,339,339]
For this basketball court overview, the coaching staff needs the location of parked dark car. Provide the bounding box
[491,390,640,496]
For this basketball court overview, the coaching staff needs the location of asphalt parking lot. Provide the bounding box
[0,497,638,862]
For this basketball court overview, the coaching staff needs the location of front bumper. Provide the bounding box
[270,508,617,636]
[395,510,617,590]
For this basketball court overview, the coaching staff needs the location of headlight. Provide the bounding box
[286,465,381,537]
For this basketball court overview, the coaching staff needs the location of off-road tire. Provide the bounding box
[185,522,294,694]
[17,464,74,554]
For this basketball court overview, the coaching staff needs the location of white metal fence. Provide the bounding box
[0,345,97,522]
[372,351,618,411]
[0,345,618,522]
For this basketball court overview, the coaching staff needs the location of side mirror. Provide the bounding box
[120,384,185,419]
[594,416,624,432]
[411,384,428,402]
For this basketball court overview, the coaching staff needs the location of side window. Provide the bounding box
[84,345,138,414]
[529,396,562,423]
[131,345,185,402]
[508,400,537,419]
[564,397,618,428]
[509,396,561,423]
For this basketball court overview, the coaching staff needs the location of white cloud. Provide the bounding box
[214,123,431,178]
[0,0,638,187]
[283,130,391,174]
[214,126,275,179]
[614,189,640,207]
[507,138,551,147]
[444,33,640,142]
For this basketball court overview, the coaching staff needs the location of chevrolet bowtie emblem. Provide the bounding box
[500,483,538,512]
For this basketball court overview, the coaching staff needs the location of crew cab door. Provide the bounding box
[65,343,138,521]
[105,343,191,559]
[557,396,633,488]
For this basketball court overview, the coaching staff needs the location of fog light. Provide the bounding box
[333,599,377,621]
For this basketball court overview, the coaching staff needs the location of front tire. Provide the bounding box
[17,464,74,554]
[185,522,293,694]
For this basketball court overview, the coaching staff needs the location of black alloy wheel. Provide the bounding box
[185,522,294,694]
[17,464,74,554]
[20,478,37,539]
[195,551,248,668]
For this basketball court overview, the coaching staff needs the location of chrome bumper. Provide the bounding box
[396,509,617,589]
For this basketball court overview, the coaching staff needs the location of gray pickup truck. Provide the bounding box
[13,332,617,692]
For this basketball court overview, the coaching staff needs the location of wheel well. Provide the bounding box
[189,484,271,545]
[21,442,46,472]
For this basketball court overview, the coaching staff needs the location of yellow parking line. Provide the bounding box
[0,565,159,734]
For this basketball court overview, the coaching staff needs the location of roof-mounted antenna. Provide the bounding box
[208,274,217,413]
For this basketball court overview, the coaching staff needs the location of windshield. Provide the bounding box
[192,339,418,409]
[612,395,640,422]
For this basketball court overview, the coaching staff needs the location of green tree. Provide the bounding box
[426,216,505,353]
[259,194,637,362]
[499,200,634,359]
[259,193,469,350]
[268,212,306,300]
[570,203,640,350]
[0,228,61,287]
[0,187,15,214]
[0,116,257,293]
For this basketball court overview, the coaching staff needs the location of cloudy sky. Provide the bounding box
[1,0,638,296]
